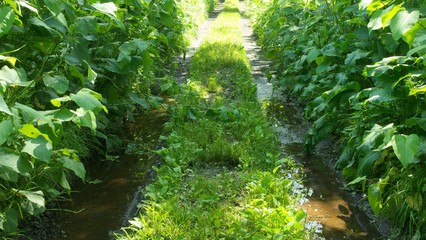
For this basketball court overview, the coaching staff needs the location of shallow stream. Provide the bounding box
[23,109,168,240]
[268,98,384,239]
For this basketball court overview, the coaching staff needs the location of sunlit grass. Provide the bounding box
[117,0,309,238]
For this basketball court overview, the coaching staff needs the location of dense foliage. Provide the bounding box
[118,0,308,238]
[0,0,214,236]
[248,0,426,238]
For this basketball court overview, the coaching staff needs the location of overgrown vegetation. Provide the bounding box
[247,0,426,238]
[0,0,215,236]
[118,0,308,238]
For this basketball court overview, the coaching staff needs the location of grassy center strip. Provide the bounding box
[118,0,309,238]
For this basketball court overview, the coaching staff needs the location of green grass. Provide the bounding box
[117,0,309,238]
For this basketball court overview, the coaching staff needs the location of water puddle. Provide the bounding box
[23,109,168,240]
[268,99,383,239]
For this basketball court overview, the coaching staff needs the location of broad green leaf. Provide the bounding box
[19,124,52,142]
[405,24,426,46]
[357,151,381,176]
[0,66,31,87]
[28,17,58,35]
[368,182,382,214]
[391,134,420,167]
[0,118,13,145]
[4,0,21,16]
[347,176,367,186]
[119,39,149,55]
[0,94,13,115]
[381,5,401,28]
[92,2,117,17]
[380,33,399,52]
[406,117,426,131]
[43,75,69,94]
[65,37,89,65]
[0,165,18,182]
[43,0,64,16]
[345,50,369,65]
[54,108,75,121]
[18,1,38,13]
[367,9,383,31]
[306,48,320,63]
[79,109,97,132]
[15,103,54,130]
[407,45,426,57]
[0,148,19,172]
[18,190,45,215]
[321,43,337,57]
[22,136,53,162]
[59,170,70,190]
[316,62,331,74]
[390,10,419,41]
[129,92,150,109]
[74,16,98,35]
[87,65,97,84]
[72,108,97,132]
[160,11,173,27]
[0,7,15,38]
[0,208,18,233]
[359,0,373,10]
[70,89,103,113]
[0,147,32,173]
[60,157,85,180]
[366,0,385,15]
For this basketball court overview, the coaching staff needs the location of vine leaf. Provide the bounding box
[22,137,53,162]
[345,49,369,65]
[0,147,32,175]
[19,124,52,143]
[0,119,13,145]
[0,94,13,116]
[43,75,69,95]
[391,134,420,168]
[18,190,46,215]
[0,7,15,38]
[60,157,86,180]
[390,10,419,41]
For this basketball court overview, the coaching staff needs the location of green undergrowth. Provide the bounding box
[117,0,309,239]
[247,0,426,237]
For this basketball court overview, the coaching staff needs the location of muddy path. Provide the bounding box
[239,2,387,239]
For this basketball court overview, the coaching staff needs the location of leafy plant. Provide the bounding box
[247,0,426,237]
[0,0,205,236]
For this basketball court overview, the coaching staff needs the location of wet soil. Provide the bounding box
[21,109,168,240]
[269,98,386,239]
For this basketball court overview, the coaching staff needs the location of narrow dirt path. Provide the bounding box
[239,2,384,239]
[174,3,224,84]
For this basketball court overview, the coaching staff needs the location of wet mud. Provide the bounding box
[268,98,386,239]
[22,109,168,240]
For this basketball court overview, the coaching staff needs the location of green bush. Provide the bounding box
[0,0,207,236]
[247,0,426,237]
